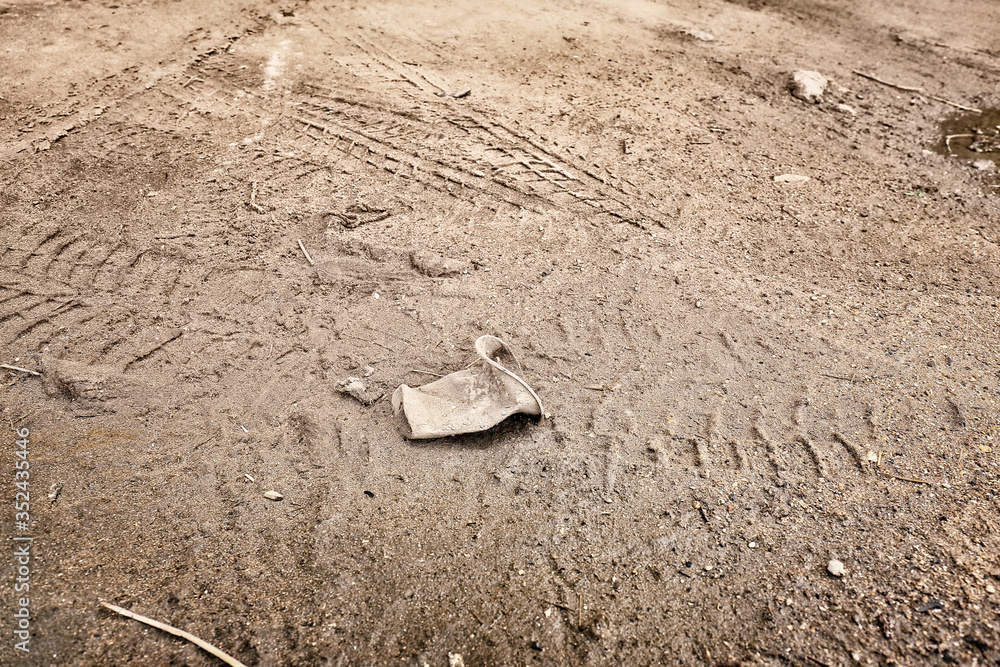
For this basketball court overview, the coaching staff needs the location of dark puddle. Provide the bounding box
[937,108,1000,193]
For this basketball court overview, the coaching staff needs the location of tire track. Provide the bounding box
[1,13,267,161]
[51,238,94,285]
[344,33,445,94]
[279,113,545,213]
[12,227,63,269]
[0,208,186,376]
[120,328,184,372]
[295,87,655,225]
[63,20,666,229]
[0,296,51,327]
[40,233,85,278]
[7,300,86,345]
[35,308,99,349]
[218,16,668,227]
[4,6,663,393]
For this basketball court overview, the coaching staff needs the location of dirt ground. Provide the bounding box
[2,0,999,665]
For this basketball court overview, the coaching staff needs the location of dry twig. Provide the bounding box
[100,602,248,667]
[779,206,803,223]
[249,181,266,214]
[409,369,445,377]
[852,70,981,113]
[851,70,922,92]
[1,364,41,376]
[924,94,981,113]
[877,470,934,485]
[297,239,315,266]
[945,133,976,153]
[540,599,577,613]
[820,372,869,383]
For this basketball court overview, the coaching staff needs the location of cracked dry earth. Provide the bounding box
[2,0,1000,665]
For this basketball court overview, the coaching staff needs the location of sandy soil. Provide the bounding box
[2,0,999,665]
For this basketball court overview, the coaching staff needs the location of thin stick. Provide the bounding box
[540,599,577,613]
[852,70,981,113]
[1,364,41,376]
[578,592,584,627]
[851,70,923,92]
[249,182,265,214]
[192,435,215,451]
[297,239,315,266]
[945,133,976,153]
[820,372,864,382]
[409,369,445,377]
[100,602,248,667]
[877,471,934,485]
[780,206,803,222]
[926,94,981,113]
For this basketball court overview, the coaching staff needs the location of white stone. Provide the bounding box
[790,70,828,104]
[828,559,846,577]
[686,29,715,42]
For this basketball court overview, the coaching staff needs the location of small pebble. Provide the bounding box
[828,559,846,577]
[263,490,284,501]
[686,29,715,42]
[986,584,996,594]
[789,69,827,104]
[748,541,757,548]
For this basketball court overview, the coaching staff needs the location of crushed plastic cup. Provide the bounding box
[392,335,543,439]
